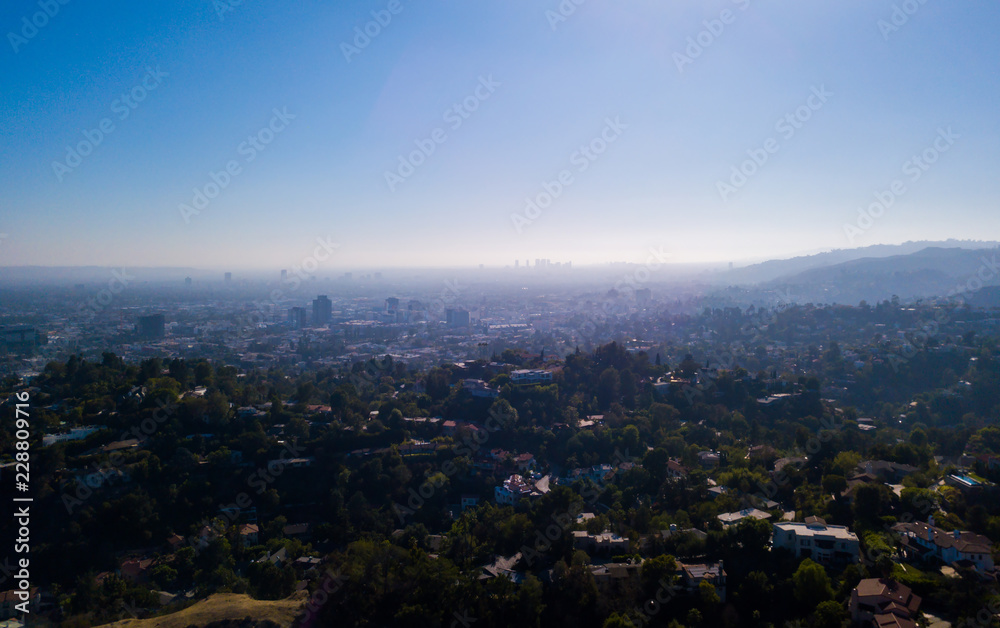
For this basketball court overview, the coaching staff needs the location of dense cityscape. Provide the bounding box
[4,1,1000,626]
[1,243,1000,626]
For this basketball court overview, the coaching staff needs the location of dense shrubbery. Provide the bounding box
[2,330,999,625]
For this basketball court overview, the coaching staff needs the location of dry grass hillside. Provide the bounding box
[97,591,309,628]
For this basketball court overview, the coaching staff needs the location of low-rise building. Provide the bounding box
[239,523,260,546]
[295,556,323,571]
[747,444,775,460]
[495,474,534,505]
[590,562,641,591]
[677,561,727,603]
[462,379,499,398]
[666,459,688,480]
[572,531,629,554]
[514,453,536,471]
[510,369,553,386]
[772,517,860,564]
[856,460,918,483]
[120,557,157,583]
[717,508,771,527]
[849,578,921,628]
[589,464,614,483]
[661,524,707,542]
[697,450,720,468]
[892,518,994,573]
[944,473,989,493]
[707,486,729,498]
[478,553,523,583]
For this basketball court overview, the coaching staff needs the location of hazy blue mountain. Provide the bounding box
[723,240,999,285]
[766,246,1000,304]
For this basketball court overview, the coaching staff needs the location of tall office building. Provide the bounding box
[137,314,165,339]
[446,308,470,328]
[281,269,288,281]
[184,277,192,286]
[312,295,332,326]
[224,272,232,283]
[0,325,45,351]
[386,297,400,313]
[288,307,307,329]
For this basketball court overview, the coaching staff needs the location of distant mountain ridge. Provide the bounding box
[764,246,1000,305]
[724,240,1000,285]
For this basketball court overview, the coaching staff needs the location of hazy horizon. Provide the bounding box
[2,239,997,277]
[4,4,1000,620]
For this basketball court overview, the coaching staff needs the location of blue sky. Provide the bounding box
[1,0,998,269]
